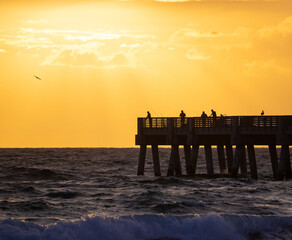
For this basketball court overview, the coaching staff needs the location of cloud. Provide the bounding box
[42,46,131,69]
[244,59,289,76]
[26,19,49,25]
[186,48,210,60]
[0,49,7,53]
[19,28,156,41]
[3,36,53,49]
[167,15,292,73]
[0,27,158,69]
[168,28,223,46]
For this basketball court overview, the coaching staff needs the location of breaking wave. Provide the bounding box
[0,214,291,240]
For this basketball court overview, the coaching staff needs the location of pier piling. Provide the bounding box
[184,145,193,176]
[151,145,161,176]
[231,145,245,178]
[240,146,248,177]
[205,145,214,175]
[226,145,233,174]
[247,145,258,179]
[191,145,199,175]
[137,145,146,176]
[217,145,226,174]
[268,145,278,179]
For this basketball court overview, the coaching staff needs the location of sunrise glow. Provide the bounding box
[0,0,291,147]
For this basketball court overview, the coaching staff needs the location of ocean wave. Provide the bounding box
[0,199,49,212]
[3,167,68,181]
[0,214,291,240]
[45,190,80,199]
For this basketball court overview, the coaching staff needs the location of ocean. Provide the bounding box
[0,147,291,240]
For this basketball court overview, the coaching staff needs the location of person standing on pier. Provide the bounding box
[146,111,152,128]
[201,111,207,127]
[210,109,217,127]
[180,110,186,126]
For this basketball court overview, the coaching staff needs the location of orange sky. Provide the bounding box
[0,0,291,147]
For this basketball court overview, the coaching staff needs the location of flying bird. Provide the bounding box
[34,75,41,80]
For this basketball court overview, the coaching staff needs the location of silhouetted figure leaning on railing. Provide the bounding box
[146,111,152,128]
[210,109,217,127]
[180,110,186,126]
[201,111,207,127]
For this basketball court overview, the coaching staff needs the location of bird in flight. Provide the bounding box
[34,75,41,80]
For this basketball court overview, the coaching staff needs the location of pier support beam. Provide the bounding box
[231,145,245,178]
[151,145,161,176]
[174,146,182,176]
[191,145,199,175]
[240,146,247,177]
[205,145,214,175]
[269,145,278,179]
[277,145,291,180]
[167,145,182,176]
[247,145,258,180]
[226,145,233,174]
[137,145,147,175]
[217,145,227,174]
[184,145,193,176]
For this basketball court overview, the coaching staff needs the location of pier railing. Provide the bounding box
[139,116,291,130]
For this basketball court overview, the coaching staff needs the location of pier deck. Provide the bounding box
[135,116,292,180]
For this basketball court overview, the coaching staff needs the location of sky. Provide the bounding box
[0,0,291,147]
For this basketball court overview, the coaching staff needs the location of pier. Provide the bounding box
[135,115,292,180]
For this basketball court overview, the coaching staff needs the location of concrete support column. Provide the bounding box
[174,145,182,176]
[167,145,182,176]
[277,145,291,180]
[217,145,227,174]
[191,145,199,175]
[231,145,245,178]
[285,147,292,179]
[137,145,147,175]
[240,146,247,177]
[247,145,258,180]
[184,145,193,176]
[204,145,214,175]
[269,145,278,179]
[226,145,233,174]
[167,146,175,176]
[151,145,161,176]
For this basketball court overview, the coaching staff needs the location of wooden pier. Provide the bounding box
[135,116,292,180]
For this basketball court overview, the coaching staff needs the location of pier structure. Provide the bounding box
[135,116,292,180]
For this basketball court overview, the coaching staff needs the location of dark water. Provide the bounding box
[0,148,291,240]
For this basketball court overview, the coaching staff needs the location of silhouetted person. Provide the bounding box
[260,110,265,127]
[201,111,207,127]
[180,110,186,126]
[146,111,152,128]
[210,109,217,127]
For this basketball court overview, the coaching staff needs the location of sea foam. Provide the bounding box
[0,214,292,240]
